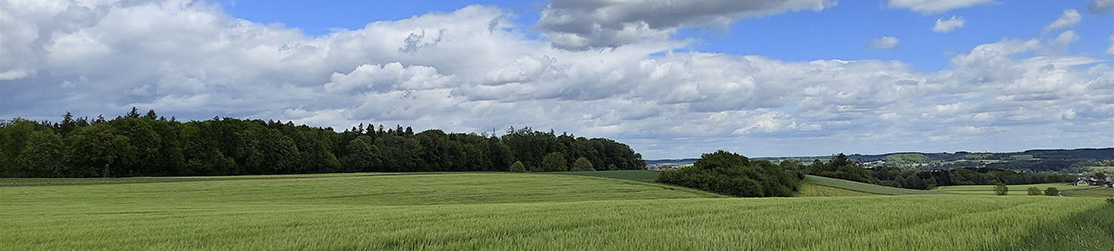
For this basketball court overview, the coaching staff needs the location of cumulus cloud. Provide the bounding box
[888,0,993,13]
[2,0,1112,158]
[1090,0,1114,15]
[866,36,900,49]
[1045,9,1082,32]
[536,0,835,50]
[933,16,965,33]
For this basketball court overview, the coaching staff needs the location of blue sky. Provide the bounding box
[220,0,1112,72]
[2,0,1114,159]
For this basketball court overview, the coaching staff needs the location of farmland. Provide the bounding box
[3,173,1112,250]
[802,175,940,195]
[934,183,1092,196]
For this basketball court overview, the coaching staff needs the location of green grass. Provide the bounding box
[3,173,1112,250]
[797,183,874,197]
[803,175,941,195]
[934,183,1089,196]
[553,170,662,182]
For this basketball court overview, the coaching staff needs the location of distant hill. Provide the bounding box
[649,148,1114,172]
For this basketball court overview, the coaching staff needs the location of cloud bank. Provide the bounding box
[535,0,834,50]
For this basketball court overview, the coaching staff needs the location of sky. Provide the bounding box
[2,0,1113,159]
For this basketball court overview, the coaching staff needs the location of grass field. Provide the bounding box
[1062,187,1114,197]
[934,183,1090,196]
[797,183,873,197]
[555,170,662,182]
[803,175,940,195]
[3,173,1112,250]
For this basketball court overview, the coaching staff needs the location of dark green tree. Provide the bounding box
[541,152,568,172]
[14,131,63,177]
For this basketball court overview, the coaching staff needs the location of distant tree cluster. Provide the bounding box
[788,154,1076,190]
[658,150,801,197]
[0,109,645,178]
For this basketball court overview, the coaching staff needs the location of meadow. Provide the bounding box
[2,173,1112,250]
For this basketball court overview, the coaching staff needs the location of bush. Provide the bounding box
[509,161,527,173]
[571,157,595,171]
[1027,187,1042,195]
[658,150,800,197]
[993,183,1008,196]
[1044,187,1060,196]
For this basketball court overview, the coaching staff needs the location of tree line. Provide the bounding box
[782,154,1076,190]
[0,109,645,178]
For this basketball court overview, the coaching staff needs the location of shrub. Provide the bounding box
[1027,187,1042,195]
[1044,187,1060,196]
[571,157,595,171]
[509,161,527,173]
[993,183,1008,196]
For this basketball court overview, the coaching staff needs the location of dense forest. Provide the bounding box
[783,154,1077,190]
[0,109,645,178]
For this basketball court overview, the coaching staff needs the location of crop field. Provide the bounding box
[802,175,940,195]
[934,183,1090,196]
[555,170,662,182]
[3,173,1112,250]
[797,183,873,197]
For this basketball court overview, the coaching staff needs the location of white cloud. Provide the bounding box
[933,16,965,33]
[536,0,835,50]
[2,0,1112,158]
[1090,0,1114,15]
[1045,9,1082,32]
[888,0,993,13]
[866,36,900,49]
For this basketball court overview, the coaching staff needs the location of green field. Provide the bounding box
[555,170,662,182]
[797,183,873,197]
[803,175,941,195]
[3,173,1112,250]
[934,183,1089,196]
[1062,187,1114,197]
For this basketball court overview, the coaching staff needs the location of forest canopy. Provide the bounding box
[0,109,645,177]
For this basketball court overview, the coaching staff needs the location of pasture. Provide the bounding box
[2,173,1112,250]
